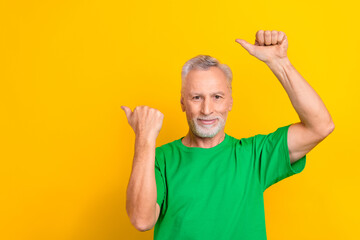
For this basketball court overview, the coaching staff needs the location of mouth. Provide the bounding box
[198,119,217,125]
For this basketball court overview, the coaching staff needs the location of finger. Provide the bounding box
[271,30,278,45]
[280,33,287,44]
[256,30,265,46]
[278,31,285,43]
[121,106,132,120]
[264,30,272,46]
[235,39,255,55]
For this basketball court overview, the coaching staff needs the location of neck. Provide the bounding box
[182,130,225,148]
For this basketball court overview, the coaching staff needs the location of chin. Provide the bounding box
[192,124,223,138]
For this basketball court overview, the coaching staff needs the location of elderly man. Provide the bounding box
[123,30,334,240]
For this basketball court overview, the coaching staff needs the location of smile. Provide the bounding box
[198,119,217,125]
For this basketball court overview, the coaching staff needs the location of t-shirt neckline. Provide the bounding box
[176,133,230,152]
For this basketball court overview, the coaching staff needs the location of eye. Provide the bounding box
[193,96,200,100]
[215,95,222,99]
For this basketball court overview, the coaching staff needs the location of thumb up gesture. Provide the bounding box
[121,105,164,142]
[235,30,288,64]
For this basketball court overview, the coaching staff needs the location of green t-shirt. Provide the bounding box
[154,124,306,240]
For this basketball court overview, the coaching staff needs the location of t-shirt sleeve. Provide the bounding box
[254,124,306,191]
[155,148,166,208]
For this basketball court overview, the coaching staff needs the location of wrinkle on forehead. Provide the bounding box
[182,67,231,97]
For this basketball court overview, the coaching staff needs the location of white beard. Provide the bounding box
[188,116,226,138]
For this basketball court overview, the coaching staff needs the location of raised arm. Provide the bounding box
[122,105,164,232]
[236,30,334,164]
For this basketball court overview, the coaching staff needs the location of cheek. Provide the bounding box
[216,103,229,113]
[186,105,200,117]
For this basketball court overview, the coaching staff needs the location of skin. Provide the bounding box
[236,30,334,163]
[180,66,233,148]
[122,29,335,232]
[122,105,163,231]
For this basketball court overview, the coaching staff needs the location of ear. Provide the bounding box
[180,96,185,112]
[229,96,233,111]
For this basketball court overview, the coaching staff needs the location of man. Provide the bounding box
[123,30,334,239]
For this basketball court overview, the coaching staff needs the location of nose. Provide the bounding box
[201,97,213,116]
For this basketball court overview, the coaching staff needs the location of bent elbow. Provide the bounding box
[326,122,335,135]
[134,221,155,232]
[320,122,335,138]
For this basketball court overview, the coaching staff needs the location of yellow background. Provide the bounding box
[1,0,359,239]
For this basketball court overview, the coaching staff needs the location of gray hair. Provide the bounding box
[181,55,233,95]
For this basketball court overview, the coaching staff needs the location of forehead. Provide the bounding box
[184,67,229,94]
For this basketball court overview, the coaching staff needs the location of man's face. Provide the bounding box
[180,66,233,138]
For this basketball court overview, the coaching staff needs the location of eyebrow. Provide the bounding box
[190,91,225,96]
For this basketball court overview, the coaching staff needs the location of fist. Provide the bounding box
[121,105,164,141]
[235,30,288,64]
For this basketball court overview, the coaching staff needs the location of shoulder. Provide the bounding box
[156,138,178,154]
[226,126,289,150]
[226,133,255,151]
[155,138,180,164]
[254,124,291,142]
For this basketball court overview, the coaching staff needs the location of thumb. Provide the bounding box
[235,39,255,55]
[121,105,132,120]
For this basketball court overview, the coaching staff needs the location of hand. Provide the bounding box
[121,105,164,141]
[235,30,288,64]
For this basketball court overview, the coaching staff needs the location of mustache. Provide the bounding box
[196,116,221,120]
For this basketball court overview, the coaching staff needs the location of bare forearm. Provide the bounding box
[266,57,334,135]
[126,136,157,230]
